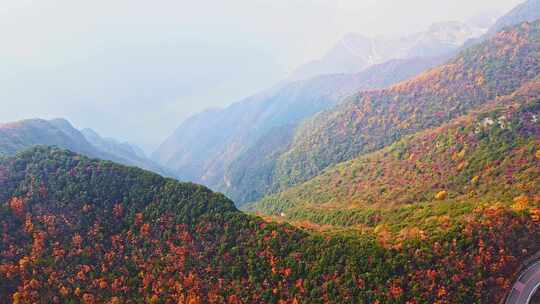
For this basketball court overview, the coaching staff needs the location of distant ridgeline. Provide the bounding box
[0,146,539,303]
[153,55,448,195]
[0,118,172,177]
[153,0,540,208]
[1,3,540,304]
[248,81,540,226]
[247,20,540,230]
[227,19,540,206]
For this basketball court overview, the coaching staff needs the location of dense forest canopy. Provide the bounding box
[248,82,540,227]
[2,3,540,304]
[0,146,540,303]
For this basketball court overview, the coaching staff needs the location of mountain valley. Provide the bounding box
[2,1,540,303]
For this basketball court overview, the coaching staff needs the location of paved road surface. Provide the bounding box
[506,261,540,304]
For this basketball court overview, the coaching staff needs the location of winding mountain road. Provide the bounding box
[506,260,540,304]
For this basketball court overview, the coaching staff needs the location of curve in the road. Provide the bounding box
[506,260,540,304]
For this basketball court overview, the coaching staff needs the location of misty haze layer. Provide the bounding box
[0,0,522,151]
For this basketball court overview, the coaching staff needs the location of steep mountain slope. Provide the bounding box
[467,10,502,32]
[2,146,540,303]
[0,118,171,176]
[489,0,540,35]
[226,20,540,205]
[462,0,540,49]
[153,56,444,185]
[248,80,540,226]
[289,21,486,81]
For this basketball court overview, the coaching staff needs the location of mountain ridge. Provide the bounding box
[153,55,445,186]
[247,79,540,226]
[0,118,172,177]
[155,1,540,207]
[223,19,540,205]
[489,0,540,35]
[289,20,487,81]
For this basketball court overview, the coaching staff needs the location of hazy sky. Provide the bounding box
[0,0,524,151]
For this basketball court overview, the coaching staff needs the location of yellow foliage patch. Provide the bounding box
[511,195,529,211]
[399,227,426,240]
[12,292,24,304]
[457,161,468,171]
[435,191,448,200]
[530,208,540,222]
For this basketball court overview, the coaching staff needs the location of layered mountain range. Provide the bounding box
[153,56,446,186]
[2,1,540,303]
[154,1,540,207]
[242,20,540,203]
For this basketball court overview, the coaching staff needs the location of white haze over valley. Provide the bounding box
[0,0,524,152]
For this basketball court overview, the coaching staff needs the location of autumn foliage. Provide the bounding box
[226,20,540,205]
[0,147,538,303]
[251,92,540,228]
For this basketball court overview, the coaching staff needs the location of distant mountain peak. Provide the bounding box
[424,21,485,45]
[289,20,486,81]
[80,127,100,138]
[48,117,73,126]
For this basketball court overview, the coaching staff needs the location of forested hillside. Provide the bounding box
[248,80,540,227]
[226,20,540,205]
[4,1,540,303]
[1,146,540,303]
[154,55,444,186]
